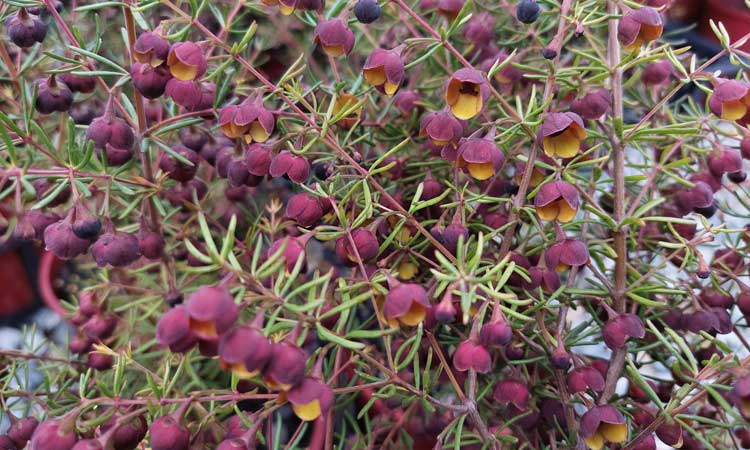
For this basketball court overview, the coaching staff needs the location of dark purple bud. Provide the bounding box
[550,342,571,370]
[516,0,541,23]
[72,205,102,240]
[353,0,381,23]
[44,213,91,260]
[35,76,73,114]
[138,229,165,260]
[641,60,673,86]
[91,230,141,267]
[69,334,93,354]
[5,9,46,47]
[285,193,324,227]
[59,72,97,94]
[87,351,113,371]
[131,63,172,99]
[158,146,199,182]
[82,313,117,341]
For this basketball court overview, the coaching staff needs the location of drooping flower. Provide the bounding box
[287,377,334,421]
[544,238,589,272]
[452,339,491,373]
[218,96,275,144]
[617,7,663,52]
[730,376,750,419]
[534,180,579,223]
[218,320,272,378]
[268,151,310,183]
[363,46,405,96]
[456,129,504,180]
[264,341,307,391]
[602,313,646,349]
[5,8,47,48]
[313,19,355,57]
[420,110,464,147]
[133,31,170,66]
[492,379,530,410]
[539,112,586,158]
[184,285,239,340]
[335,228,379,265]
[570,88,611,120]
[166,41,207,81]
[709,80,750,121]
[580,405,628,450]
[445,68,489,120]
[383,280,430,327]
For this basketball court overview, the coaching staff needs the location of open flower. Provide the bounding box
[383,281,430,327]
[445,68,489,120]
[420,110,464,147]
[534,180,579,223]
[363,47,405,96]
[580,405,628,450]
[218,322,272,378]
[184,285,239,340]
[539,112,586,158]
[544,238,589,272]
[709,80,750,121]
[313,19,355,57]
[218,96,275,144]
[166,42,207,81]
[287,377,334,421]
[617,7,663,51]
[456,130,504,180]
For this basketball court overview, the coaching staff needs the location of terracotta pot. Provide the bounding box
[39,250,66,317]
[698,0,750,51]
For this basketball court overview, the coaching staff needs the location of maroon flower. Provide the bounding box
[674,180,715,216]
[218,96,275,144]
[570,88,611,120]
[445,68,489,120]
[456,132,504,180]
[86,108,135,166]
[8,417,39,450]
[218,322,272,378]
[641,59,673,86]
[313,19,355,57]
[184,285,239,340]
[709,79,750,121]
[480,308,513,347]
[268,236,308,272]
[287,377,334,421]
[700,288,734,309]
[91,229,141,267]
[335,228,379,265]
[133,31,170,66]
[534,180,579,223]
[580,405,628,450]
[165,79,205,110]
[731,376,750,419]
[269,151,310,183]
[285,193,325,227]
[708,148,743,178]
[158,145,200,182]
[393,90,421,115]
[383,281,430,327]
[44,212,92,260]
[363,46,405,96]
[618,6,663,51]
[463,12,496,45]
[492,379,530,410]
[59,71,97,94]
[167,42,206,81]
[602,313,646,349]
[264,341,307,391]
[539,112,586,158]
[156,306,198,352]
[452,339,491,373]
[149,411,190,450]
[544,238,589,272]
[244,144,273,176]
[420,110,464,147]
[566,366,605,393]
[29,415,78,450]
